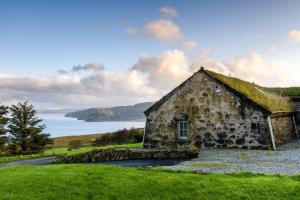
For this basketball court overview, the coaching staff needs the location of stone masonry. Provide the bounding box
[143,70,297,150]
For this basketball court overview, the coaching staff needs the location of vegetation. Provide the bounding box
[52,128,144,148]
[7,101,52,155]
[186,144,199,156]
[207,70,295,112]
[65,102,153,122]
[0,127,144,163]
[0,103,9,152]
[93,128,144,146]
[52,133,103,148]
[0,165,300,200]
[68,140,82,151]
[266,87,300,97]
[0,143,142,163]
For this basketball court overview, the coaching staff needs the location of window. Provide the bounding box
[178,121,188,139]
[215,85,221,95]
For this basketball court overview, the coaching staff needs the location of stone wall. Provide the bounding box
[271,114,297,147]
[144,71,273,150]
[56,148,197,163]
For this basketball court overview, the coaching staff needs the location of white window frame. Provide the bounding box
[178,120,188,139]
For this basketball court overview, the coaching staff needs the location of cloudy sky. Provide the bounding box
[1,0,300,110]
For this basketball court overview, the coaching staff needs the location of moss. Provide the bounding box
[188,162,233,168]
[206,70,295,113]
[237,153,251,160]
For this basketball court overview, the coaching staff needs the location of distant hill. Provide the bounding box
[65,102,154,122]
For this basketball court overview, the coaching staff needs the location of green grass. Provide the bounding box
[52,133,103,147]
[51,128,144,148]
[266,87,300,97]
[0,164,300,200]
[0,143,142,163]
[207,70,295,112]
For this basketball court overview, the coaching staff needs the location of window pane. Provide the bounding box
[183,122,187,129]
[178,121,188,138]
[183,130,187,137]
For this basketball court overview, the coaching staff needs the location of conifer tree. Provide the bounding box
[8,101,52,154]
[0,103,9,150]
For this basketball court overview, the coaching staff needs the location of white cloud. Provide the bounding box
[159,6,178,17]
[288,30,300,43]
[2,49,299,110]
[0,50,192,109]
[145,19,182,43]
[181,41,198,50]
[132,49,190,91]
[193,50,299,87]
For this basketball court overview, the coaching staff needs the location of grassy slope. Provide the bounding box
[51,128,144,147]
[51,133,103,147]
[0,164,300,200]
[207,70,295,112]
[0,143,142,163]
[266,87,300,97]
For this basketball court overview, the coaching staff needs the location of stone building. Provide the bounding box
[143,67,298,150]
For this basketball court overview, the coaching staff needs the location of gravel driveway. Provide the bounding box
[164,139,300,176]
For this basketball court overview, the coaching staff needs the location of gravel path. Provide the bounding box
[164,139,300,176]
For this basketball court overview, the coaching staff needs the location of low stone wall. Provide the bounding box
[56,148,197,164]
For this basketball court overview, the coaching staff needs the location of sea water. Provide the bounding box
[39,114,145,137]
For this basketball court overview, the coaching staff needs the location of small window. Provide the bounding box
[215,85,221,95]
[178,121,188,139]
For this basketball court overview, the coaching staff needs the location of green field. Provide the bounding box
[0,164,300,200]
[0,143,142,163]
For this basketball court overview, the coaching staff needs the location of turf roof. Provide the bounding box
[206,70,295,113]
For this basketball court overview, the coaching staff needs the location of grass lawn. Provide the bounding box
[0,164,300,200]
[0,143,142,163]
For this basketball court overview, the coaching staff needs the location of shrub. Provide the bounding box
[93,128,143,146]
[68,140,82,151]
[186,144,199,157]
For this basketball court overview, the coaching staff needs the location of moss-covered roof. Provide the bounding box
[206,70,295,113]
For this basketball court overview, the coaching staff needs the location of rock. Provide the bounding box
[236,138,245,145]
[217,131,227,139]
[56,148,197,163]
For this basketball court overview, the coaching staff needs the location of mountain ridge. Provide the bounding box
[65,102,154,122]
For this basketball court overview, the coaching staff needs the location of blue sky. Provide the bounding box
[0,0,300,109]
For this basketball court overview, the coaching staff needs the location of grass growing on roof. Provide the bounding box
[1,164,300,200]
[207,70,295,112]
